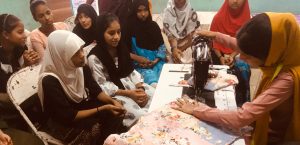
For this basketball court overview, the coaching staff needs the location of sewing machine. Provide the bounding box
[191,35,212,101]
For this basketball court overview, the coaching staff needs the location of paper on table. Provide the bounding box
[209,65,230,70]
[214,86,237,110]
[169,84,191,87]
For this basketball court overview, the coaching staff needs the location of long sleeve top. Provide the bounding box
[192,32,294,130]
[42,66,101,125]
[30,22,69,59]
[87,55,142,96]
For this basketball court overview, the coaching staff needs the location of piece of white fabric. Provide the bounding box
[187,70,239,91]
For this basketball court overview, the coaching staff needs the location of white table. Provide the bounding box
[149,64,189,112]
[149,64,237,112]
[148,64,245,145]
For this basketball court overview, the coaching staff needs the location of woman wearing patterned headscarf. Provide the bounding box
[163,0,200,63]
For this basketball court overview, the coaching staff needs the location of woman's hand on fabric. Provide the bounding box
[111,99,124,109]
[0,130,12,145]
[135,82,145,90]
[23,50,40,66]
[172,48,183,63]
[128,89,148,107]
[195,30,217,39]
[97,92,125,107]
[112,99,126,117]
[171,98,200,115]
[104,104,126,117]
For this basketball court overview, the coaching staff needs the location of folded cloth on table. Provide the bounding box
[186,71,238,91]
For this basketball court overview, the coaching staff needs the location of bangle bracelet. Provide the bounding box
[96,107,99,113]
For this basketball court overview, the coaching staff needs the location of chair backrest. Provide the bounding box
[6,65,64,145]
[64,15,76,31]
[25,29,33,51]
[7,65,41,105]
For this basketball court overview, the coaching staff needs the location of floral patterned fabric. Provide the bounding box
[104,104,238,145]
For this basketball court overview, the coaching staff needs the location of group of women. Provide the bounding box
[163,0,251,105]
[0,0,299,144]
[1,0,162,144]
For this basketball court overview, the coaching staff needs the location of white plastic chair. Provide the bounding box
[25,29,33,51]
[64,15,76,31]
[6,65,63,145]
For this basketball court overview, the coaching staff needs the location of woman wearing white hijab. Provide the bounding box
[163,0,200,63]
[38,30,126,145]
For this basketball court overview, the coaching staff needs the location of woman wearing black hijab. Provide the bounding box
[87,13,155,127]
[127,0,166,87]
[73,4,97,46]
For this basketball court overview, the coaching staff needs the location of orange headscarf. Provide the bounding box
[251,13,300,145]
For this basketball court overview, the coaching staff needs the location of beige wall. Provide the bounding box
[0,0,73,31]
[47,0,73,22]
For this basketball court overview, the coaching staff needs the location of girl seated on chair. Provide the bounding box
[0,14,39,93]
[38,30,126,145]
[87,13,154,127]
[0,14,39,127]
[127,0,166,87]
